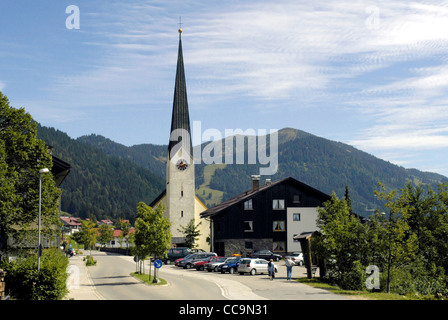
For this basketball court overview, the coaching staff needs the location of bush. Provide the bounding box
[1,249,69,300]
[388,261,448,298]
[340,260,366,291]
[84,255,97,266]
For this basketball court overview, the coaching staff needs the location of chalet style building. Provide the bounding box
[200,176,331,257]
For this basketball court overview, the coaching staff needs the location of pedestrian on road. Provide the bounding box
[268,259,276,280]
[284,257,294,281]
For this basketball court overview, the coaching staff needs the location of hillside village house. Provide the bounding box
[200,176,331,257]
[60,216,82,235]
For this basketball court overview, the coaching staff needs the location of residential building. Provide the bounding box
[200,176,331,257]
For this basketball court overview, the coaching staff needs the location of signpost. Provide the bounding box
[153,259,162,283]
[154,259,163,269]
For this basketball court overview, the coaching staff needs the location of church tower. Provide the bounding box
[166,27,197,245]
[150,27,209,250]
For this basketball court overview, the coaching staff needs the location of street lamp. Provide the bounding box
[38,168,49,273]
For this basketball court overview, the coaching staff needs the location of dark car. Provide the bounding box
[178,252,217,269]
[250,250,282,261]
[163,247,192,265]
[175,253,196,266]
[219,257,242,274]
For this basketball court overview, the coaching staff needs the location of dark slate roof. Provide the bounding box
[149,189,166,208]
[51,155,71,187]
[168,32,192,159]
[200,177,331,218]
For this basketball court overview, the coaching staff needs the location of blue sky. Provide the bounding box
[1,0,448,177]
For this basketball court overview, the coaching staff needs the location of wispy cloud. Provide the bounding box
[3,0,448,175]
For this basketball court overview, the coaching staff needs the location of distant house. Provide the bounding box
[200,176,331,257]
[98,219,113,226]
[60,216,82,235]
[105,228,135,248]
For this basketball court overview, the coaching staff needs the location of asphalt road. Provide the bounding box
[85,251,349,300]
[88,252,225,300]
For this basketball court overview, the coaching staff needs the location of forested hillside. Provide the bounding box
[37,125,165,223]
[78,127,448,217]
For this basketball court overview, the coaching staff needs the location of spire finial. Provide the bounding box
[178,16,183,34]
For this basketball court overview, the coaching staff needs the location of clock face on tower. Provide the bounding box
[176,158,189,171]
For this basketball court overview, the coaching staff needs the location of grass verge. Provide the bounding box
[296,277,423,300]
[131,272,167,286]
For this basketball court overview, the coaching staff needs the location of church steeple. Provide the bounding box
[150,26,209,250]
[168,28,192,159]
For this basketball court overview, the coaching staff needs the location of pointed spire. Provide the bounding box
[168,28,192,159]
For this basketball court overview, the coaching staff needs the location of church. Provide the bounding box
[150,27,210,250]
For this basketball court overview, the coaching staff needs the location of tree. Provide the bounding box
[134,202,171,281]
[316,192,368,289]
[178,219,202,249]
[374,183,419,294]
[73,219,97,255]
[0,91,61,256]
[116,219,131,250]
[97,224,114,247]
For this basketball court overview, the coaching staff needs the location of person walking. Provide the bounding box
[268,259,276,280]
[284,257,294,281]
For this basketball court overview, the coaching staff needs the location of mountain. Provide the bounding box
[36,125,165,223]
[77,127,448,217]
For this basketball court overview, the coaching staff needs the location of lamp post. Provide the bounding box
[38,168,49,273]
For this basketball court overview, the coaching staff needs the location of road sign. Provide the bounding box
[154,259,163,269]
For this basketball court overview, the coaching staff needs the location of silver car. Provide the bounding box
[237,258,278,275]
[204,257,228,272]
[287,252,304,266]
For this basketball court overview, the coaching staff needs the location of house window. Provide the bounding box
[293,195,301,203]
[273,221,285,231]
[293,213,301,221]
[244,221,253,232]
[273,199,285,210]
[181,211,184,218]
[273,241,285,252]
[244,199,253,210]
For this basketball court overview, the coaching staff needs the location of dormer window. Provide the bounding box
[244,199,253,210]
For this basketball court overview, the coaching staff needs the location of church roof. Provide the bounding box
[168,30,192,159]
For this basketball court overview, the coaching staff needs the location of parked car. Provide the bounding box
[163,247,192,265]
[287,252,304,266]
[175,253,196,266]
[178,252,217,269]
[250,250,282,261]
[194,256,224,271]
[204,257,229,272]
[238,258,278,275]
[219,257,242,274]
